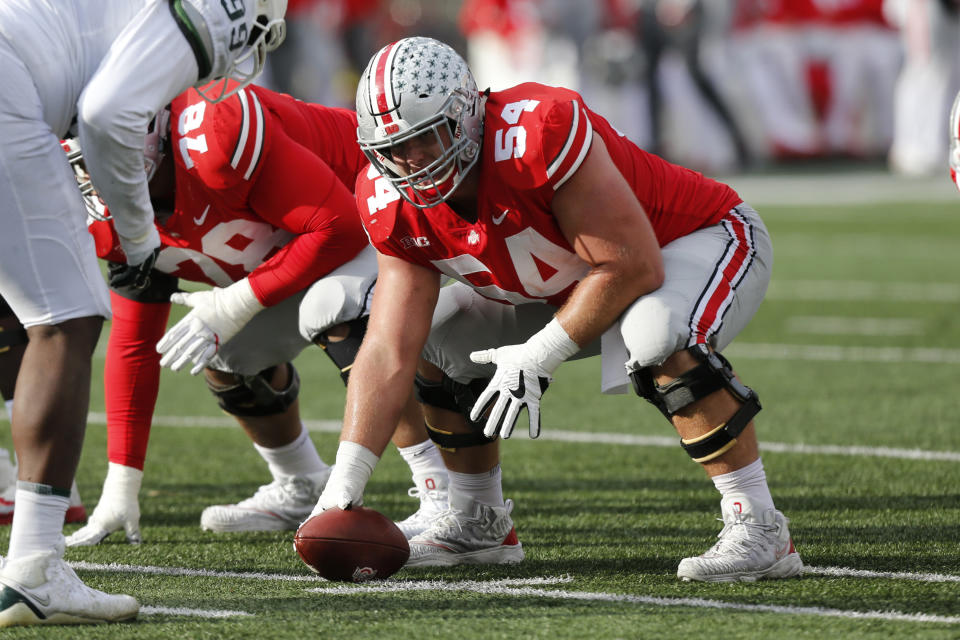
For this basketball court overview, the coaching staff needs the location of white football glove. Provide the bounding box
[156,278,264,375]
[305,441,379,521]
[65,463,143,547]
[469,318,580,440]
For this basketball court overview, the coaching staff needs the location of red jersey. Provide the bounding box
[356,83,741,307]
[89,85,368,306]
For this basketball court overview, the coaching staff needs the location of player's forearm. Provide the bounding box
[340,338,420,456]
[556,261,663,347]
[247,228,365,307]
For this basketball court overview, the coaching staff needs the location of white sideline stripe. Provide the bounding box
[766,280,960,303]
[140,605,252,618]
[83,413,960,462]
[309,580,960,625]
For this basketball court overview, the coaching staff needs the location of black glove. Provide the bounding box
[107,247,160,290]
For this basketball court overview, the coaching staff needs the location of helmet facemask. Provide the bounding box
[361,89,481,208]
[356,37,484,210]
[63,108,172,222]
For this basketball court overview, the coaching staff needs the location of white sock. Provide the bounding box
[711,457,776,514]
[7,483,69,560]
[448,464,504,509]
[253,427,329,479]
[397,440,448,489]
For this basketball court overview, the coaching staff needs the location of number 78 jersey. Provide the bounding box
[357,83,742,307]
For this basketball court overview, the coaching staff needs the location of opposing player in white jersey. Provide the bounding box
[306,36,802,583]
[0,0,286,626]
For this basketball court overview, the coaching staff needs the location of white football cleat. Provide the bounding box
[677,497,803,583]
[200,469,331,532]
[0,542,139,627]
[406,495,523,567]
[395,473,449,540]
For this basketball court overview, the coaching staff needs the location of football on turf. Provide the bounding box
[294,506,409,582]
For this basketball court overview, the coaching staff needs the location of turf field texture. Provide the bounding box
[1,169,958,638]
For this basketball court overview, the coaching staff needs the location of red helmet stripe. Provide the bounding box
[372,42,400,128]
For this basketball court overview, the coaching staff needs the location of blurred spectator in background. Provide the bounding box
[885,0,960,176]
[264,0,952,174]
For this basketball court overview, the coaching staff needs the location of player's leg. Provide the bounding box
[299,244,450,535]
[199,292,331,532]
[65,288,174,547]
[401,284,560,565]
[201,247,378,532]
[0,69,137,625]
[621,204,801,583]
[0,295,28,522]
[0,298,87,529]
[199,361,332,532]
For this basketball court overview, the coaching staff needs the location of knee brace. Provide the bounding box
[207,363,301,417]
[414,373,494,451]
[314,316,368,385]
[630,344,761,463]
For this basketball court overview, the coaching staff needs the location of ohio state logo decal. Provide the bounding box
[352,566,378,582]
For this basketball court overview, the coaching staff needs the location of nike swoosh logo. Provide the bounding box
[510,375,525,399]
[492,209,509,225]
[193,204,210,226]
[31,588,51,607]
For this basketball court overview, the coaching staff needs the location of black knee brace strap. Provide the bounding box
[423,419,493,452]
[208,363,301,417]
[631,344,761,463]
[314,316,369,385]
[415,373,494,450]
[0,326,28,353]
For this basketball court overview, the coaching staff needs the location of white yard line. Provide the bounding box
[785,316,924,336]
[312,582,960,625]
[74,563,960,624]
[84,412,960,463]
[805,566,960,583]
[139,605,252,618]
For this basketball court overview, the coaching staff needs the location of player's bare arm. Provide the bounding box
[341,252,440,454]
[310,252,440,514]
[550,135,664,347]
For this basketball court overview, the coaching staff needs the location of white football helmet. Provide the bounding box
[356,37,484,208]
[950,91,960,193]
[63,108,172,221]
[198,0,287,103]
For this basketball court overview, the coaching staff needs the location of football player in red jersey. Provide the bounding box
[303,36,803,582]
[61,85,449,547]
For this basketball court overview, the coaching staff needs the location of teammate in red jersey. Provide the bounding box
[62,85,449,546]
[303,36,803,582]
